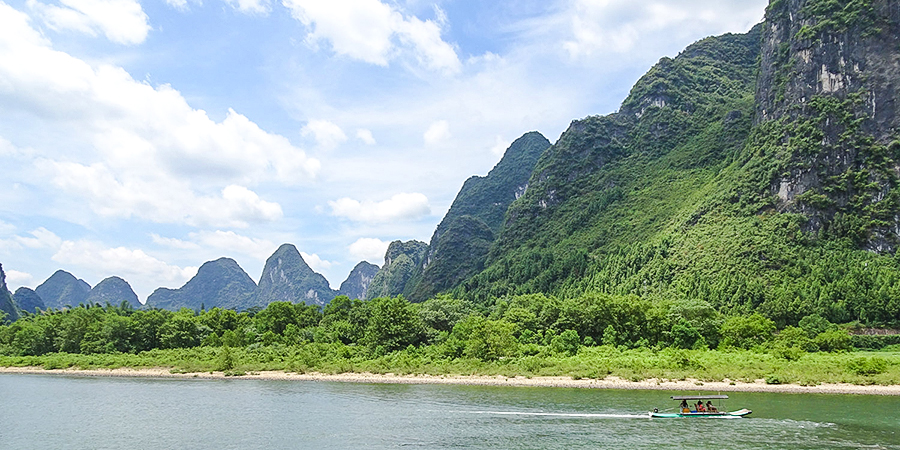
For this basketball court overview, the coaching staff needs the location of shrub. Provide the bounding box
[814,329,851,352]
[847,357,888,376]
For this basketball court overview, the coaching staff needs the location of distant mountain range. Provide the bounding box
[146,257,257,310]
[35,270,91,309]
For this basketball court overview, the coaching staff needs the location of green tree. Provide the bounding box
[159,309,204,349]
[720,314,776,349]
[670,318,705,349]
[550,329,581,355]
[448,315,519,360]
[364,296,423,352]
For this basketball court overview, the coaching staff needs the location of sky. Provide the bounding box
[0,0,768,302]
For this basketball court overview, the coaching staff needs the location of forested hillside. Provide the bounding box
[451,0,900,328]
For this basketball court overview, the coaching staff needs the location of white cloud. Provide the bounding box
[0,228,196,296]
[0,219,16,235]
[191,230,277,260]
[302,119,348,149]
[52,239,198,293]
[329,192,430,223]
[151,233,201,250]
[225,0,269,15]
[0,5,318,228]
[41,160,284,227]
[2,227,64,250]
[300,251,332,272]
[561,0,765,59]
[282,0,460,72]
[356,128,376,145]
[394,9,460,72]
[164,0,188,10]
[489,135,509,157]
[348,237,389,264]
[27,0,151,45]
[424,120,450,146]
[5,269,34,288]
[152,230,276,261]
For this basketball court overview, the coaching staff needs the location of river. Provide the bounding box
[1,374,898,449]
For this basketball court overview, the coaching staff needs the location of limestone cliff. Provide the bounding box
[756,0,900,251]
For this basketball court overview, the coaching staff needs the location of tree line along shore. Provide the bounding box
[1,294,898,387]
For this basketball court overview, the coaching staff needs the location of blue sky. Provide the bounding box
[0,0,767,301]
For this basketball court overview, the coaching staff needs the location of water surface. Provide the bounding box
[1,374,898,449]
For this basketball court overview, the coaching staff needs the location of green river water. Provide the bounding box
[1,374,898,449]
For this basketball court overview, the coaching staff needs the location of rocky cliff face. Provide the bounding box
[366,240,427,299]
[13,287,45,314]
[0,264,19,322]
[338,261,380,300]
[255,243,337,307]
[146,257,256,311]
[85,276,141,308]
[755,0,900,251]
[35,270,91,309]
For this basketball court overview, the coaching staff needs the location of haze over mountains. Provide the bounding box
[3,0,900,325]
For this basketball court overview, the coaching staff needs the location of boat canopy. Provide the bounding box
[670,395,729,400]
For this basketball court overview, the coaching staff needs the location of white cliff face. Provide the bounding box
[819,64,845,93]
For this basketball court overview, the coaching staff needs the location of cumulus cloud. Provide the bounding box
[282,0,460,72]
[151,233,201,250]
[27,0,151,45]
[41,159,283,227]
[0,4,317,228]
[302,119,348,149]
[0,226,197,297]
[300,251,332,273]
[5,269,34,288]
[356,128,376,145]
[152,230,277,261]
[489,135,509,157]
[190,230,277,260]
[0,227,64,250]
[561,0,766,58]
[424,120,450,146]
[348,237,389,263]
[52,239,198,291]
[329,192,430,223]
[225,0,269,14]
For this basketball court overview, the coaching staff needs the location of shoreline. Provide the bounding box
[1,366,899,395]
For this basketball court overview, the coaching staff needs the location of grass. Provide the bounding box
[2,345,898,386]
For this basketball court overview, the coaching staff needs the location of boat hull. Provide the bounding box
[650,409,751,419]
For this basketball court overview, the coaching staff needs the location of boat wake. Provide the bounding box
[455,410,648,419]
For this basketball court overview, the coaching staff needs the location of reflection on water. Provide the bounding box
[0,374,898,449]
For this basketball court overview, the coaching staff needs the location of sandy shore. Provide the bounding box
[1,366,899,395]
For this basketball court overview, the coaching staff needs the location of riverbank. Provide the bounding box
[2,366,899,395]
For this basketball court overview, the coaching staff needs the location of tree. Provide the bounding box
[159,309,204,349]
[550,329,581,355]
[448,315,519,360]
[720,314,775,349]
[364,296,423,352]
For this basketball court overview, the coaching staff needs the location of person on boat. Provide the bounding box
[706,401,718,413]
[696,401,706,412]
[680,399,689,413]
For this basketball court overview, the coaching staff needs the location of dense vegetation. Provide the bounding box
[1,296,898,385]
[450,14,900,330]
[4,1,900,388]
